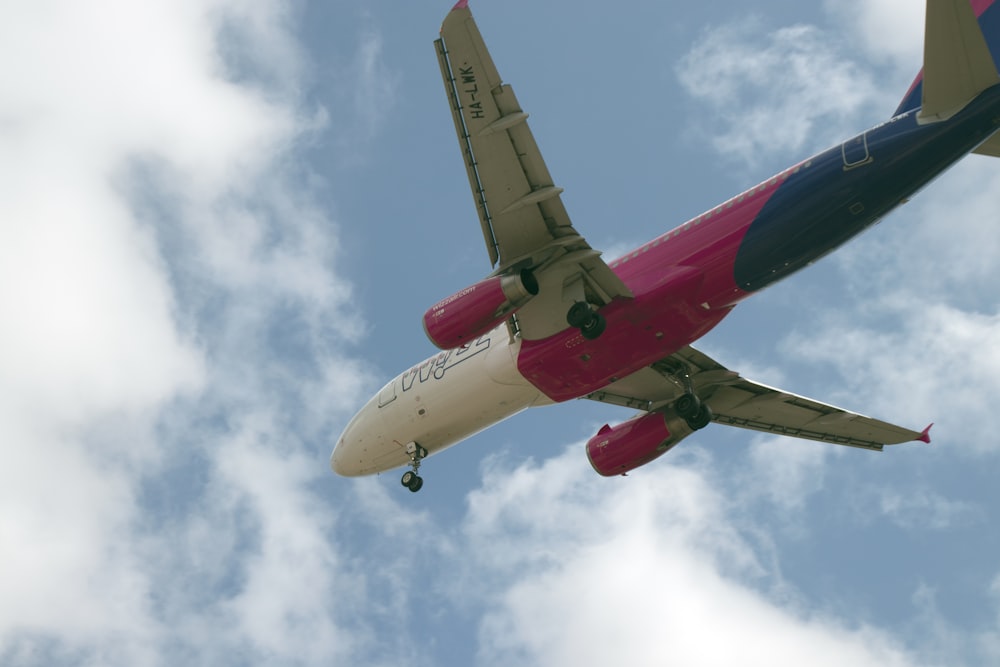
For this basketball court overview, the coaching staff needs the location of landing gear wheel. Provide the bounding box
[401,471,424,492]
[566,302,607,340]
[566,302,593,328]
[580,312,606,340]
[686,403,713,431]
[674,393,701,420]
[401,441,427,493]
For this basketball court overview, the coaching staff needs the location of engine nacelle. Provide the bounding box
[423,270,538,350]
[586,412,693,477]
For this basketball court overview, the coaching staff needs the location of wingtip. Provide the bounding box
[442,1,470,34]
[916,423,933,444]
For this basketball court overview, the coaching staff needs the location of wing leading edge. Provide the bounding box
[435,3,631,340]
[586,345,931,451]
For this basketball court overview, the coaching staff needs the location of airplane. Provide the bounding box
[332,0,1000,492]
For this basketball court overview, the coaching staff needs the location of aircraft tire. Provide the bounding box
[409,476,424,493]
[401,471,417,488]
[580,312,606,340]
[567,302,593,328]
[674,393,701,420]
[686,404,713,431]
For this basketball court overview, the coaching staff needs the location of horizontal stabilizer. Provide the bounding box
[919,0,1000,123]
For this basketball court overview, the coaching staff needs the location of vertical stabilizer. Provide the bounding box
[918,0,1000,122]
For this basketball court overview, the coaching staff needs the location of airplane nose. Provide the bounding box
[330,436,351,476]
[332,433,368,477]
[331,408,368,477]
[330,383,417,477]
[331,397,391,477]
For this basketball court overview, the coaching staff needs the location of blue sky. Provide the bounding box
[3,0,1000,665]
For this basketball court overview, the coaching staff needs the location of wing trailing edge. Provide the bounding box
[585,345,930,452]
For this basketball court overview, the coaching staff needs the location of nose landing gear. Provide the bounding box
[400,442,428,492]
[401,470,423,492]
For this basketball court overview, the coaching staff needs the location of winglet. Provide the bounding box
[916,423,934,444]
[452,0,469,10]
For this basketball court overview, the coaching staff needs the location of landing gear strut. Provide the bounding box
[400,442,427,493]
[567,302,606,340]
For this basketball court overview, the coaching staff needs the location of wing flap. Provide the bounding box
[705,381,921,451]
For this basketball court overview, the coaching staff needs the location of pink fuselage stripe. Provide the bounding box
[516,173,784,402]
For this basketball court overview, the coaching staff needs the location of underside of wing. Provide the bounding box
[435,3,631,339]
[586,345,931,451]
[704,379,927,451]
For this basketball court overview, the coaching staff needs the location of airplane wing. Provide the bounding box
[435,2,632,339]
[585,345,931,451]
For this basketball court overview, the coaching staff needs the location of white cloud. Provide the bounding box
[675,19,882,168]
[0,1,377,663]
[0,426,159,665]
[460,448,924,667]
[213,433,351,663]
[874,488,981,530]
[350,30,397,142]
[906,583,1000,667]
[823,0,924,70]
[745,437,829,514]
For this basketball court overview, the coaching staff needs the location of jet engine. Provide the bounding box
[423,270,538,349]
[586,412,694,477]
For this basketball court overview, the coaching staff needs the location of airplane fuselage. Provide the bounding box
[332,85,1000,477]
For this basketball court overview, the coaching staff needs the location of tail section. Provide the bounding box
[894,0,1000,121]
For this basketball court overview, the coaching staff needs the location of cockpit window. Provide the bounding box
[377,378,397,407]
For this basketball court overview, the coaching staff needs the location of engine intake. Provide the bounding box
[423,270,538,350]
[586,412,693,477]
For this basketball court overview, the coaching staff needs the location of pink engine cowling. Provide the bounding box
[586,412,693,476]
[423,270,538,350]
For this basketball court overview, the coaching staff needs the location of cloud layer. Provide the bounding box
[1,1,371,663]
[420,449,926,667]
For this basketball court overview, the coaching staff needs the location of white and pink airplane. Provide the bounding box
[333,0,1000,492]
